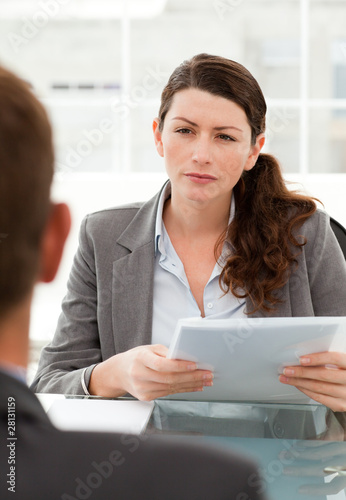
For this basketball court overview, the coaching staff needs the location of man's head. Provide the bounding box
[0,66,70,321]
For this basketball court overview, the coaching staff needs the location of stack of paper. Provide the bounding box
[166,316,346,403]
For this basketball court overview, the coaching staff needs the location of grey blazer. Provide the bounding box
[31,183,346,395]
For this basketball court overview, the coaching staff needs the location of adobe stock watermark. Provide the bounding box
[109,65,168,121]
[61,450,125,500]
[247,439,307,496]
[56,65,168,177]
[61,433,149,500]
[265,107,297,146]
[213,0,244,21]
[7,0,71,54]
[56,118,116,177]
[223,318,264,354]
[232,439,306,499]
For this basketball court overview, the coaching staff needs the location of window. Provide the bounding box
[1,0,346,175]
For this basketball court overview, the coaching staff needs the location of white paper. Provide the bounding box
[166,316,346,403]
[36,393,65,412]
[46,398,154,434]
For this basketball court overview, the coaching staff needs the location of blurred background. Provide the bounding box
[0,0,345,372]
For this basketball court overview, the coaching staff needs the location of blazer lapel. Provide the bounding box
[111,183,167,353]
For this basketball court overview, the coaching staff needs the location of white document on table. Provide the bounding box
[166,316,346,403]
[45,399,154,434]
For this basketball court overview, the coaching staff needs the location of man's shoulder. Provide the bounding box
[0,372,264,500]
[0,370,52,427]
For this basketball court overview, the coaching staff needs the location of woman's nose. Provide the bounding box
[192,138,211,165]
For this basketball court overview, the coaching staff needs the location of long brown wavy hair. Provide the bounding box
[158,53,317,314]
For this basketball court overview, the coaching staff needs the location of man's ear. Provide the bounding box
[153,118,164,157]
[39,203,71,283]
[244,133,266,172]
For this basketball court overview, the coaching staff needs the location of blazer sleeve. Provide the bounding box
[303,210,346,316]
[31,215,102,394]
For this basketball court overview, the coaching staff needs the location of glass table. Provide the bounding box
[39,394,346,500]
[145,398,346,500]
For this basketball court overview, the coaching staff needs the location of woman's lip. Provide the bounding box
[185,172,217,183]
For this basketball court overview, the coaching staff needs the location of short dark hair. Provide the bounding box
[0,66,54,317]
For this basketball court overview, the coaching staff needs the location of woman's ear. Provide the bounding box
[39,203,71,283]
[244,133,266,171]
[153,118,164,157]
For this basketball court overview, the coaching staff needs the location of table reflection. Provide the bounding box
[147,399,346,500]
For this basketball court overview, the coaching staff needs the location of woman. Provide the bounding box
[32,54,346,411]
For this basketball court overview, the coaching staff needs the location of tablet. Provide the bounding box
[166,316,346,403]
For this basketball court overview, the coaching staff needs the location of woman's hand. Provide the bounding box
[279,351,346,411]
[89,344,213,400]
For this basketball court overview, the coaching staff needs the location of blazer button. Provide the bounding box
[273,421,285,438]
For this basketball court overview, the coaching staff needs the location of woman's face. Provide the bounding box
[153,88,265,207]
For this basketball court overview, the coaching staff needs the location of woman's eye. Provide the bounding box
[218,134,235,142]
[176,128,192,134]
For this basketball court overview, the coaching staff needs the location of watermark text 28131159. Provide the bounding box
[7,397,16,493]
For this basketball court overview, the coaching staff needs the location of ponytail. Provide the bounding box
[219,153,317,314]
